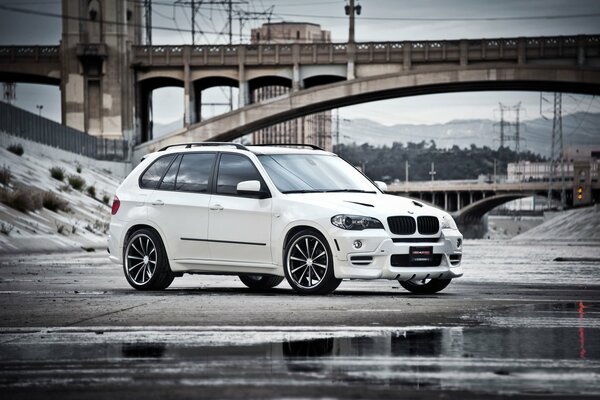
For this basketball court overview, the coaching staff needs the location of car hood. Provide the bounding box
[284,192,445,218]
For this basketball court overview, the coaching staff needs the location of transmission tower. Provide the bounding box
[2,82,15,104]
[547,92,565,208]
[495,102,522,155]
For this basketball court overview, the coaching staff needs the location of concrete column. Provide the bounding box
[577,35,586,66]
[183,48,193,127]
[238,46,250,107]
[403,42,411,70]
[517,37,526,64]
[292,62,301,92]
[444,192,448,210]
[459,39,468,66]
[469,191,474,205]
[346,43,356,80]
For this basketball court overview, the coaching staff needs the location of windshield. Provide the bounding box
[257,154,378,194]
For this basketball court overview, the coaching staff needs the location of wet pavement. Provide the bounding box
[0,240,599,398]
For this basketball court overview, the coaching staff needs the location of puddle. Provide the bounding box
[0,325,599,397]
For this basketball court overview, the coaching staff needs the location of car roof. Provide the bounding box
[146,143,334,159]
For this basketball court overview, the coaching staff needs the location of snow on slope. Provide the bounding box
[513,205,600,241]
[0,146,120,254]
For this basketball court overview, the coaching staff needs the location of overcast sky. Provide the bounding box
[1,0,599,127]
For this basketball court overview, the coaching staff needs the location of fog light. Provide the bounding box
[456,238,462,248]
[353,240,363,249]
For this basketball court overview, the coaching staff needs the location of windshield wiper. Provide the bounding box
[322,189,377,193]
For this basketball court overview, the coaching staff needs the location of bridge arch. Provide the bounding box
[132,65,600,159]
[137,77,184,142]
[304,74,346,89]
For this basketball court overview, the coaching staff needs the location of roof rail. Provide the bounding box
[158,142,248,152]
[250,143,324,151]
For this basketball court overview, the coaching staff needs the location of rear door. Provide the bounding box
[147,152,216,261]
[207,153,273,265]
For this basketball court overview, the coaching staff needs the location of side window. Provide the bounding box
[216,154,264,196]
[175,153,216,193]
[158,154,181,191]
[140,155,175,189]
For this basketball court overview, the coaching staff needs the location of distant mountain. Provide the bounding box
[339,112,600,157]
[148,112,600,158]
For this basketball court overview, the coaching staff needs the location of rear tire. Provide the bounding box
[239,275,284,289]
[283,229,341,295]
[399,278,451,294]
[123,228,174,291]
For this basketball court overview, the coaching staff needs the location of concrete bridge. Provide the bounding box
[1,31,600,156]
[388,179,600,237]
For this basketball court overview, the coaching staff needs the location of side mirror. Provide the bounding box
[237,180,269,198]
[374,181,387,192]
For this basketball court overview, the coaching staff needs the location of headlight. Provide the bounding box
[440,214,458,230]
[331,214,384,230]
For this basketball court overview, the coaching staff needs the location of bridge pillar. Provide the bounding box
[61,0,141,141]
[577,35,586,66]
[459,40,468,66]
[238,47,251,106]
[444,192,448,210]
[183,49,197,126]
[518,38,526,64]
[403,42,411,70]
[292,44,302,91]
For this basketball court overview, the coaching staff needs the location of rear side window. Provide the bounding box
[140,155,175,189]
[159,155,181,191]
[216,154,264,196]
[175,153,216,193]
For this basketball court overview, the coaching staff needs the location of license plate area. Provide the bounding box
[410,246,434,265]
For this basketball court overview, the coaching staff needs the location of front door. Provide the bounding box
[208,153,272,265]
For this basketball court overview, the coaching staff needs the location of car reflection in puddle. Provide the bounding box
[1,303,599,398]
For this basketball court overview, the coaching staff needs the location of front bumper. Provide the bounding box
[330,228,463,281]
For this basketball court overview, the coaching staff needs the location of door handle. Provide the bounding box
[209,204,224,211]
[151,200,164,206]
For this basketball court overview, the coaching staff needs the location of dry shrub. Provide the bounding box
[7,144,24,156]
[49,166,65,181]
[0,165,11,187]
[0,187,43,213]
[42,191,70,212]
[68,175,86,191]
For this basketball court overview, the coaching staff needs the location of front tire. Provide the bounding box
[399,278,452,294]
[123,228,174,290]
[239,275,284,289]
[283,229,341,295]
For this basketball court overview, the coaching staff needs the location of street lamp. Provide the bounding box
[345,0,361,44]
[36,104,43,117]
[344,0,362,80]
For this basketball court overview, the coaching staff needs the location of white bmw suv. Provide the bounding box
[108,143,463,295]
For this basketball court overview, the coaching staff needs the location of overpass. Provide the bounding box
[387,179,600,237]
[1,32,600,153]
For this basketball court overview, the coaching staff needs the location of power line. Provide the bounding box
[0,4,251,37]
[266,11,600,22]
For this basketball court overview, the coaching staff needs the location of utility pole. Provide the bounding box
[405,160,409,184]
[144,0,152,44]
[547,92,565,209]
[429,162,436,181]
[345,0,361,80]
[191,0,195,45]
[499,104,505,147]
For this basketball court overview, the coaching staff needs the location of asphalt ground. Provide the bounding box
[0,240,599,399]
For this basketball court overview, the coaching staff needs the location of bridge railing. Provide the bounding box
[0,101,128,161]
[0,46,60,62]
[131,35,599,67]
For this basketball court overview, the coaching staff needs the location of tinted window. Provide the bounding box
[158,154,181,191]
[140,155,175,189]
[175,153,216,193]
[216,154,263,196]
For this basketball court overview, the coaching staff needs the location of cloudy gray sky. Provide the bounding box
[1,0,600,128]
